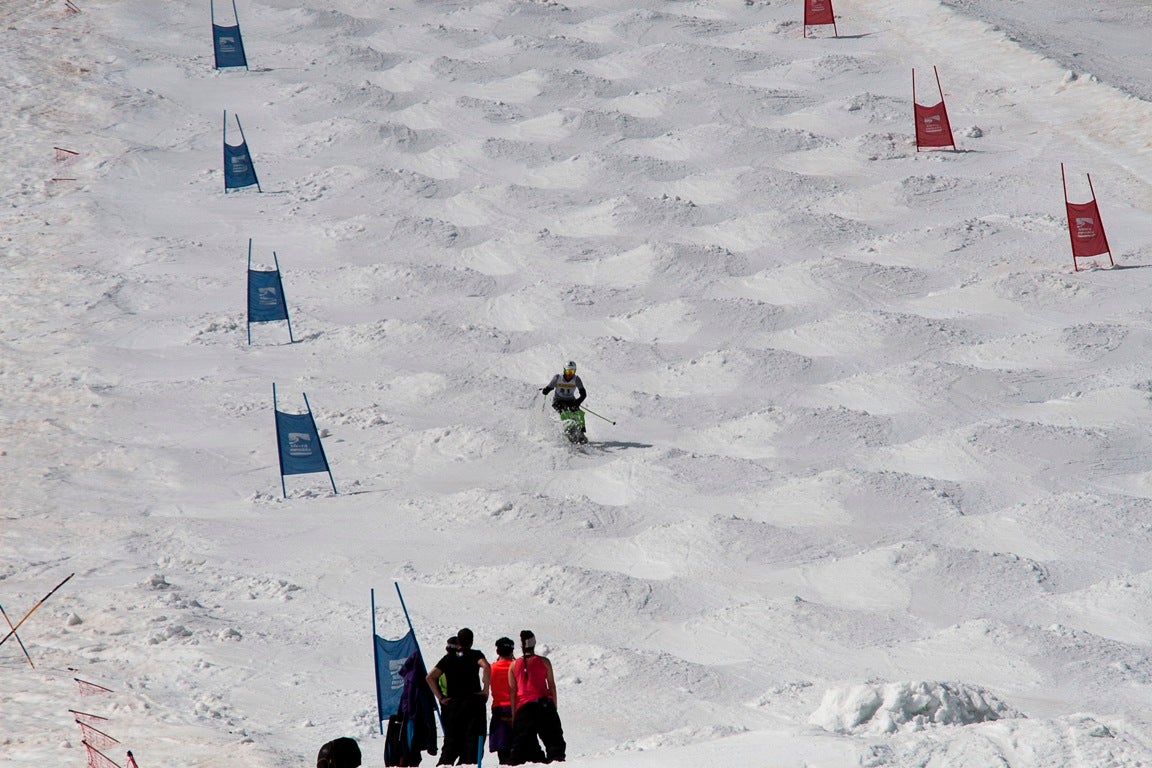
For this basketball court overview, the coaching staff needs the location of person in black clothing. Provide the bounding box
[427,627,491,765]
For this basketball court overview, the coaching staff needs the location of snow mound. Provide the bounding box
[809,681,1023,734]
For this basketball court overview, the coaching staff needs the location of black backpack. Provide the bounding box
[317,737,361,768]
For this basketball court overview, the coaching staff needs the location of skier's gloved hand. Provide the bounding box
[541,388,550,394]
[576,397,586,406]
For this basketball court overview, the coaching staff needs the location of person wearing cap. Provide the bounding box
[488,638,516,764]
[508,630,565,764]
[427,628,491,765]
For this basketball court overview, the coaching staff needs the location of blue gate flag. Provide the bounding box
[374,629,420,720]
[211,0,249,69]
[224,111,261,192]
[248,269,287,322]
[213,24,248,69]
[247,240,294,344]
[273,385,336,497]
[276,411,327,475]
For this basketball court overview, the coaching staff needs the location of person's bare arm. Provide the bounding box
[479,656,492,698]
[427,667,446,703]
[544,657,557,708]
[508,661,519,713]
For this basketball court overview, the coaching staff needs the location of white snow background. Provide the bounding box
[5,0,1152,765]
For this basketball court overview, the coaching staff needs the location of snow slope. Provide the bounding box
[4,0,1152,766]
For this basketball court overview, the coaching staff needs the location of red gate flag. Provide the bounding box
[1062,163,1114,271]
[803,0,837,37]
[913,67,956,150]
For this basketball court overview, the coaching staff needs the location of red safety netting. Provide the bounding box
[84,742,123,768]
[75,677,114,696]
[76,719,120,749]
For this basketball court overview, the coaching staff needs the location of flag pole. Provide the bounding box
[0,573,75,648]
[230,0,248,71]
[372,588,384,735]
[1086,172,1114,266]
[222,110,228,194]
[912,69,920,153]
[273,383,287,498]
[934,65,957,151]
[303,392,336,494]
[235,114,261,192]
[246,238,253,345]
[395,582,443,731]
[0,601,34,667]
[274,251,296,343]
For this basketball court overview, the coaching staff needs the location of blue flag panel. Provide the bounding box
[212,24,248,69]
[224,141,258,190]
[275,411,329,475]
[248,269,288,323]
[375,630,420,720]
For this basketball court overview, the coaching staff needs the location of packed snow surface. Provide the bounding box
[5,0,1152,766]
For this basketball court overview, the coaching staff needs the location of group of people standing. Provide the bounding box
[426,629,565,766]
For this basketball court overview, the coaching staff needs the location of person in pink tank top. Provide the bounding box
[507,630,565,764]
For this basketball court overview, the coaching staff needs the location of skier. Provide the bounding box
[541,361,587,443]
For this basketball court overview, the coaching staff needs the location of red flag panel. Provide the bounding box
[1065,200,1109,257]
[805,0,835,26]
[914,101,955,148]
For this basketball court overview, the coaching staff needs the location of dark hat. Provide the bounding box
[317,737,361,768]
[495,637,515,653]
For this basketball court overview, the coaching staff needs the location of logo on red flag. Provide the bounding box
[1074,217,1096,240]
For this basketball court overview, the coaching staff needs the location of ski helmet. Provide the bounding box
[564,360,577,375]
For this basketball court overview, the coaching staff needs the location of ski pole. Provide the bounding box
[0,602,33,667]
[0,572,74,648]
[580,405,615,425]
